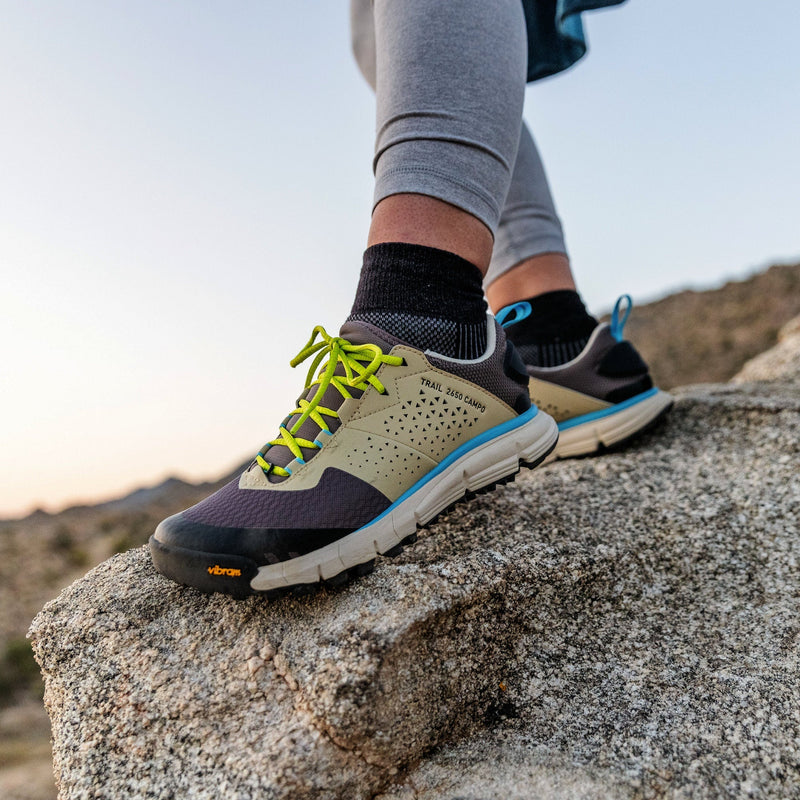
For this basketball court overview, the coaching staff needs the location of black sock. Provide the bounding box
[348,242,488,359]
[504,290,598,367]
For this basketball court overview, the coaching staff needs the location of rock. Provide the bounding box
[733,314,800,384]
[373,731,636,800]
[30,333,800,799]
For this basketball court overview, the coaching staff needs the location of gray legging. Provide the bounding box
[350,0,568,288]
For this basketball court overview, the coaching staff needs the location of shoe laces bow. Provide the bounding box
[256,325,403,477]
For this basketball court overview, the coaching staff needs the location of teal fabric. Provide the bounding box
[522,0,627,82]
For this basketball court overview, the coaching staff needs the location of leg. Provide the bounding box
[348,0,529,359]
[150,0,559,596]
[485,123,576,308]
[483,122,672,456]
[368,195,494,278]
[352,0,527,273]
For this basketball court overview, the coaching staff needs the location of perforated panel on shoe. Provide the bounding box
[240,348,517,502]
[339,435,433,491]
[527,377,610,423]
[380,385,483,461]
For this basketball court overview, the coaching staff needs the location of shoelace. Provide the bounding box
[256,325,404,477]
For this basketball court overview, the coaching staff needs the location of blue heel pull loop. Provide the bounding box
[496,301,532,328]
[610,294,633,341]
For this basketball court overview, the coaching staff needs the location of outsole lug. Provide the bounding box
[351,559,376,577]
[383,532,418,559]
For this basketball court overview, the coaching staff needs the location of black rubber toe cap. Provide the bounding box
[153,512,355,565]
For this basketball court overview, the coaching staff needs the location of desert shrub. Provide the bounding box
[111,533,136,554]
[50,524,89,568]
[110,512,156,554]
[67,547,90,567]
[51,524,75,552]
[99,516,117,533]
[0,638,42,706]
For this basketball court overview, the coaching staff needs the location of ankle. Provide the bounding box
[348,242,488,359]
[486,252,575,311]
[368,194,494,274]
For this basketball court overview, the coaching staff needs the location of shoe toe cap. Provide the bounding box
[152,511,355,565]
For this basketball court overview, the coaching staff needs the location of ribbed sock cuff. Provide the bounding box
[350,243,487,324]
[348,243,489,359]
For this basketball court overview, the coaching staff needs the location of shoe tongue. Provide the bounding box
[261,382,348,477]
[259,322,395,480]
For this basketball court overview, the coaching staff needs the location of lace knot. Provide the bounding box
[256,326,403,477]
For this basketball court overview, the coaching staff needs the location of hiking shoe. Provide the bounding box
[496,295,672,459]
[149,317,558,597]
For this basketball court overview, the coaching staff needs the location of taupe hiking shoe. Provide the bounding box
[150,317,558,597]
[497,295,673,458]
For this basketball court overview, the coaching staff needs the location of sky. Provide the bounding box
[1,0,798,518]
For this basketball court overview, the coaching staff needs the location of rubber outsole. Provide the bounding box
[149,413,558,600]
[552,388,673,460]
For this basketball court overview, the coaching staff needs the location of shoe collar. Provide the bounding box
[523,322,614,373]
[424,313,496,365]
[341,314,499,366]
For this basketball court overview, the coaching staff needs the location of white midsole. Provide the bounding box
[250,411,558,592]
[553,389,672,459]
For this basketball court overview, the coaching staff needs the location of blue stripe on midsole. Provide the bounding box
[557,387,659,431]
[365,404,541,528]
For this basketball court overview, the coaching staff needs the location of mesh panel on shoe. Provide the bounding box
[348,311,487,360]
[426,321,527,412]
[527,325,652,401]
[183,468,390,529]
[515,337,591,368]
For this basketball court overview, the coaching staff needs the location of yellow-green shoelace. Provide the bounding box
[256,325,404,478]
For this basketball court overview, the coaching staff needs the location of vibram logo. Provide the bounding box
[207,565,242,577]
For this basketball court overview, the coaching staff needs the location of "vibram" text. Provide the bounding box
[207,565,242,577]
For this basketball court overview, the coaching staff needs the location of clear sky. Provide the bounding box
[1,1,798,518]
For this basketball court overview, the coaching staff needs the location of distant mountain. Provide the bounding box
[94,477,196,513]
[619,262,800,389]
